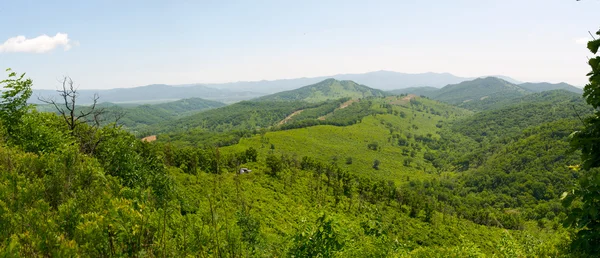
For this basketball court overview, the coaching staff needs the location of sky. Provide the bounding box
[0,0,598,89]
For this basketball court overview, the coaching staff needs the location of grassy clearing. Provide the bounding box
[224,97,471,183]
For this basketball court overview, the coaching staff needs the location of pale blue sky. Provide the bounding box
[0,0,598,89]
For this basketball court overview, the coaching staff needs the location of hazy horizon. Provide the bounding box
[1,0,598,89]
[28,70,524,91]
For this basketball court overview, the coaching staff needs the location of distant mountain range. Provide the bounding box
[254,78,387,102]
[32,84,264,105]
[203,70,522,93]
[31,71,578,105]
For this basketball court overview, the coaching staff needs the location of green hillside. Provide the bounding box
[1,69,591,257]
[449,90,592,143]
[152,100,319,146]
[255,78,387,102]
[223,96,471,182]
[117,97,226,128]
[37,97,226,132]
[519,82,583,94]
[428,77,529,110]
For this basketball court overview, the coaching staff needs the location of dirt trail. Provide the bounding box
[338,99,358,109]
[318,98,359,121]
[278,110,304,125]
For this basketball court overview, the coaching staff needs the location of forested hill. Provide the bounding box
[518,82,583,94]
[37,97,226,131]
[428,77,529,105]
[254,78,387,102]
[388,78,584,111]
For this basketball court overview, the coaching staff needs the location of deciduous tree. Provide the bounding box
[564,28,600,255]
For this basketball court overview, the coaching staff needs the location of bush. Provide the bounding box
[373,159,380,170]
[367,142,379,151]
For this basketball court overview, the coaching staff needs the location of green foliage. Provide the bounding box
[245,147,258,162]
[37,97,225,133]
[289,214,344,257]
[367,142,379,150]
[155,100,315,146]
[0,68,33,138]
[0,69,584,256]
[372,159,380,170]
[280,98,386,130]
[563,168,600,255]
[564,28,600,256]
[236,211,261,249]
[345,157,353,165]
[450,90,591,143]
[266,154,281,176]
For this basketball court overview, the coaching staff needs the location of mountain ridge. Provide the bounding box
[428,77,529,104]
[203,70,522,93]
[254,78,387,102]
[519,82,583,94]
[32,84,265,105]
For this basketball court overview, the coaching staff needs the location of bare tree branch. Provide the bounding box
[38,76,123,154]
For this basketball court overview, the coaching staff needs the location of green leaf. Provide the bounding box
[588,39,600,54]
[562,192,576,208]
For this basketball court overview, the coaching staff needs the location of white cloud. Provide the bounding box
[575,37,590,45]
[0,33,74,53]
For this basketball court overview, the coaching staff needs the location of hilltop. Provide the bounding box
[389,78,584,112]
[206,71,521,93]
[254,79,387,102]
[519,82,582,94]
[427,77,528,105]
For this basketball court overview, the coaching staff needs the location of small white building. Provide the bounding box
[239,168,252,174]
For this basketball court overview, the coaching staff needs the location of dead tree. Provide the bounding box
[39,76,124,154]
[39,77,107,130]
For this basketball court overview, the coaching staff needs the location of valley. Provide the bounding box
[2,68,595,256]
[3,1,598,256]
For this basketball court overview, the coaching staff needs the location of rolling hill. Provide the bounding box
[254,78,387,102]
[389,78,585,112]
[519,82,583,94]
[428,77,528,104]
[113,97,226,129]
[37,97,226,131]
